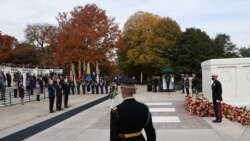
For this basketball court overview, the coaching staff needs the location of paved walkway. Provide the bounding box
[0,86,250,141]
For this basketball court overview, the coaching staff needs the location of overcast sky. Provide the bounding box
[0,0,250,47]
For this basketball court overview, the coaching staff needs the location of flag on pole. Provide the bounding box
[78,60,82,81]
[96,61,100,82]
[83,61,86,72]
[86,62,91,75]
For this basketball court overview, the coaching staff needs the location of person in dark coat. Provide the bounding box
[147,77,152,92]
[95,80,99,94]
[105,79,109,94]
[6,72,11,87]
[76,79,81,94]
[82,80,86,94]
[211,74,223,123]
[110,77,156,141]
[19,81,25,105]
[62,77,70,108]
[100,78,104,94]
[91,80,95,94]
[69,80,75,94]
[38,76,44,101]
[185,74,190,96]
[55,79,63,111]
[48,79,55,113]
[165,74,171,91]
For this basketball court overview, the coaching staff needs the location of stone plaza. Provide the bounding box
[0,85,249,141]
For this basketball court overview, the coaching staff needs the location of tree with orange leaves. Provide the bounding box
[54,4,121,73]
[0,31,17,64]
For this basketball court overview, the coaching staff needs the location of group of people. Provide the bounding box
[146,76,161,92]
[181,74,197,96]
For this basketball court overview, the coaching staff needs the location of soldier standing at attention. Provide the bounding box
[48,78,55,113]
[185,74,190,96]
[211,74,223,123]
[110,77,156,141]
[62,77,70,108]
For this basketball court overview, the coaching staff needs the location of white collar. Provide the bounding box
[123,97,134,100]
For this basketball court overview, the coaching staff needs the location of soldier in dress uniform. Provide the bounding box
[55,79,63,111]
[211,74,223,123]
[48,78,55,113]
[62,77,70,108]
[110,77,156,141]
[191,74,197,95]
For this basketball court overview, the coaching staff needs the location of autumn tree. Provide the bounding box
[9,42,40,65]
[24,23,57,52]
[119,11,181,77]
[0,31,17,63]
[54,4,121,73]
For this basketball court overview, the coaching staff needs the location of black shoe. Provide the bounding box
[50,111,54,113]
[212,119,221,123]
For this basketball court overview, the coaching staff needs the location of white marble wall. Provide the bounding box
[201,58,250,106]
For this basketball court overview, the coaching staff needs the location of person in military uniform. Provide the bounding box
[95,80,99,94]
[100,78,104,94]
[185,74,190,96]
[211,74,223,123]
[165,74,171,91]
[55,79,63,111]
[110,77,156,141]
[105,78,109,94]
[76,79,81,95]
[181,74,185,94]
[91,80,95,94]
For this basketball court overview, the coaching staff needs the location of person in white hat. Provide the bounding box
[211,74,223,123]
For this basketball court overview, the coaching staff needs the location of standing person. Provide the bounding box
[76,79,81,94]
[181,74,185,94]
[165,74,171,91]
[211,74,223,123]
[185,74,190,96]
[91,80,95,94]
[13,72,20,98]
[110,77,156,141]
[0,71,6,100]
[29,75,35,95]
[86,80,91,93]
[48,79,55,113]
[95,80,99,94]
[100,78,104,94]
[147,77,152,92]
[62,77,70,108]
[38,76,44,101]
[69,80,75,95]
[6,72,11,87]
[153,76,158,92]
[191,75,197,95]
[19,81,25,105]
[25,74,31,96]
[82,80,86,94]
[55,79,63,111]
[105,78,109,94]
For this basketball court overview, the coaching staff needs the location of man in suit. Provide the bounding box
[211,74,223,123]
[110,77,156,141]
[48,78,55,113]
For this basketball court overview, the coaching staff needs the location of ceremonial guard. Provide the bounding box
[185,74,190,96]
[110,77,156,141]
[91,80,95,94]
[62,77,70,108]
[82,79,86,94]
[147,77,152,92]
[165,74,171,91]
[48,79,55,113]
[181,74,185,94]
[211,74,223,123]
[86,80,91,93]
[95,80,99,94]
[37,76,44,101]
[100,78,104,94]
